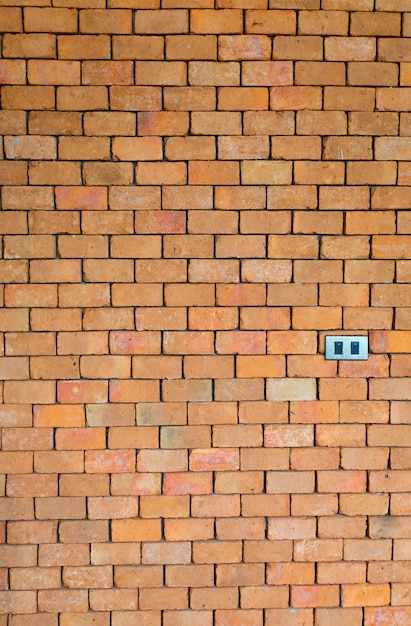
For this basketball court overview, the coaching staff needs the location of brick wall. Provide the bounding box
[1,0,411,624]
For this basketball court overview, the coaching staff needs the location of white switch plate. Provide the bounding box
[325,335,368,360]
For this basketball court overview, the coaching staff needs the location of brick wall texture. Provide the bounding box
[1,0,411,624]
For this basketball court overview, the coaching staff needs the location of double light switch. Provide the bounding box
[325,336,368,360]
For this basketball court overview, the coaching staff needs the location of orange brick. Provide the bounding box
[27,112,80,136]
[80,9,131,33]
[164,86,216,110]
[242,61,293,86]
[297,111,347,135]
[110,87,161,112]
[219,35,271,60]
[342,584,390,607]
[189,161,239,185]
[166,138,215,162]
[364,608,411,626]
[244,111,294,135]
[219,87,268,111]
[189,60,239,86]
[81,63,132,88]
[0,60,26,84]
[167,35,216,60]
[84,112,135,136]
[319,285,369,307]
[294,161,345,185]
[0,7,22,32]
[292,585,340,608]
[29,161,81,185]
[300,10,348,34]
[3,34,55,59]
[273,35,323,60]
[57,380,108,404]
[0,162,27,186]
[191,111,242,135]
[28,60,80,86]
[296,61,346,85]
[163,186,213,210]
[189,211,238,234]
[112,33,163,59]
[319,379,367,401]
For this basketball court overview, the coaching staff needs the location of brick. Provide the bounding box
[80,9,131,33]
[347,162,397,185]
[340,493,389,517]
[110,87,161,113]
[0,7,22,32]
[60,474,108,497]
[28,60,80,85]
[166,138,215,162]
[219,35,271,60]
[292,585,340,608]
[59,285,111,308]
[189,61,239,86]
[0,60,26,84]
[296,61,346,85]
[59,35,110,59]
[242,61,293,86]
[112,35,163,60]
[244,111,294,135]
[29,162,81,185]
[377,87,411,111]
[162,187,213,211]
[270,86,322,110]
[299,10,347,35]
[320,379,367,401]
[28,112,82,136]
[167,35,216,60]
[379,39,411,63]
[273,36,323,60]
[324,86,375,112]
[219,87,268,111]
[3,34,55,58]
[267,516,316,538]
[90,589,138,612]
[59,137,110,160]
[84,113,135,136]
[246,9,295,34]
[364,608,411,626]
[296,112,346,136]
[349,111,398,136]
[348,61,398,87]
[342,584,390,608]
[0,591,36,615]
[294,162,345,185]
[2,187,54,211]
[24,7,76,32]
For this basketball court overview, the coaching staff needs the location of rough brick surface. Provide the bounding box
[0,1,410,623]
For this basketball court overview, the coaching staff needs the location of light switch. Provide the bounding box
[325,335,368,360]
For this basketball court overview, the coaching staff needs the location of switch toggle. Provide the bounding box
[351,341,360,355]
[334,341,343,355]
[325,336,368,360]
